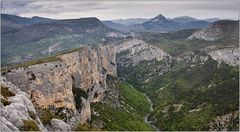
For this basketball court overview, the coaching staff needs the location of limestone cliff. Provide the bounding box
[206,47,239,66]
[188,20,239,41]
[3,46,117,126]
[115,39,172,67]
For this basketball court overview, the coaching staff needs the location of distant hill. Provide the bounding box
[171,16,220,23]
[103,21,130,32]
[113,18,149,25]
[203,18,221,22]
[1,14,56,33]
[2,17,120,46]
[171,16,199,23]
[1,15,124,66]
[188,20,239,41]
[141,14,181,31]
[130,14,211,32]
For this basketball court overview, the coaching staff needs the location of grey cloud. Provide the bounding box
[1,0,239,20]
[184,1,238,11]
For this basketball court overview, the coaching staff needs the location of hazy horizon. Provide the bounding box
[1,0,239,20]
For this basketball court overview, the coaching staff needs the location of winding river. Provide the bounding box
[143,94,160,131]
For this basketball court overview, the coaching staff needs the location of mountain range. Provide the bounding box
[0,14,235,66]
[105,14,213,32]
[171,16,220,23]
[1,14,125,66]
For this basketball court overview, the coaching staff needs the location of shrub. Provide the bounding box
[1,85,15,98]
[38,108,59,125]
[72,88,88,110]
[28,111,37,120]
[20,120,40,131]
[1,98,11,106]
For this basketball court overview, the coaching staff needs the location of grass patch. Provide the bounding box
[1,47,83,73]
[116,82,150,116]
[1,55,62,73]
[92,103,154,131]
[74,123,101,131]
[20,120,40,131]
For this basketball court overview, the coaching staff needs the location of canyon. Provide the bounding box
[0,13,239,131]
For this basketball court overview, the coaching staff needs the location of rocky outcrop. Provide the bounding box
[209,111,239,131]
[0,77,46,131]
[3,46,117,126]
[46,118,71,131]
[115,39,172,66]
[177,51,210,64]
[188,26,221,41]
[188,20,239,41]
[206,47,239,66]
[176,47,239,67]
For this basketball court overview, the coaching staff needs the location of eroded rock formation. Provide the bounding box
[0,77,47,131]
[115,39,172,66]
[207,48,239,66]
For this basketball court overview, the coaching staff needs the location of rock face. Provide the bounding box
[176,51,210,64]
[0,77,46,131]
[188,20,239,41]
[207,47,239,66]
[115,39,172,66]
[3,46,117,125]
[115,39,173,83]
[209,111,239,131]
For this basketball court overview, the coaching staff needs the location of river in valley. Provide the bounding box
[143,94,160,131]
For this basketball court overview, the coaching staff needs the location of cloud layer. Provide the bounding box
[1,0,239,20]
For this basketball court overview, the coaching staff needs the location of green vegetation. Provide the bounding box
[0,85,14,106]
[1,47,83,73]
[38,108,60,125]
[1,98,11,106]
[1,34,103,66]
[1,85,15,98]
[74,123,101,131]
[119,57,239,130]
[116,82,150,116]
[91,81,153,131]
[140,30,238,57]
[116,29,239,130]
[1,55,62,73]
[28,111,37,120]
[92,103,154,131]
[20,120,40,131]
[72,88,88,111]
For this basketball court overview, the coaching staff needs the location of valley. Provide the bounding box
[1,12,239,131]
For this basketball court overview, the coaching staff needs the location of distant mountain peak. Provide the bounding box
[153,14,166,20]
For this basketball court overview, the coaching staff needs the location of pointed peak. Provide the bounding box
[153,14,166,20]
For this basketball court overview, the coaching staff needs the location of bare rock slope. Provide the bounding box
[188,20,239,41]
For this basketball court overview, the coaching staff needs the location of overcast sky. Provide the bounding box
[1,0,239,20]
